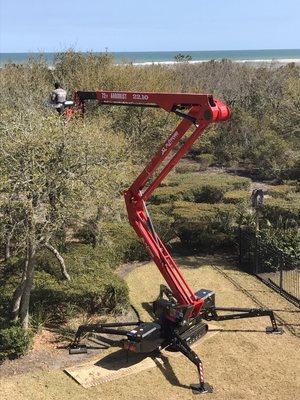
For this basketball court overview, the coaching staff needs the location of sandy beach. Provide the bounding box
[131,58,300,66]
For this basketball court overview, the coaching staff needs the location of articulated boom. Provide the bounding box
[75,90,230,316]
[70,91,284,394]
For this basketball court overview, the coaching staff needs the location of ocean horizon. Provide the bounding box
[1,49,300,67]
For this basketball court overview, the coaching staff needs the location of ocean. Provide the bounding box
[1,49,300,67]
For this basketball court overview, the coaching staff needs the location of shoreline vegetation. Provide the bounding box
[1,49,300,68]
[1,58,300,70]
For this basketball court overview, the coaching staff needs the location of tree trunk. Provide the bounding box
[11,245,30,320]
[11,269,27,321]
[4,225,16,261]
[18,241,36,329]
[44,242,70,281]
[5,234,11,261]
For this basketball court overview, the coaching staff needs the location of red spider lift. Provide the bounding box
[69,90,283,394]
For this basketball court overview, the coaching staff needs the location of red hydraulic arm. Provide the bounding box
[75,90,230,317]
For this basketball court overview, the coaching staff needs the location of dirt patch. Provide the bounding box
[0,328,103,378]
[0,307,141,379]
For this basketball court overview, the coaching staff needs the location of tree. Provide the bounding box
[0,109,131,329]
[174,53,192,62]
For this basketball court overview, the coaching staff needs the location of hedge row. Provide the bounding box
[266,184,297,199]
[223,190,249,204]
[172,201,237,251]
[140,172,250,251]
[263,194,300,226]
[173,172,251,190]
[148,204,176,243]
[175,163,199,174]
[151,172,251,205]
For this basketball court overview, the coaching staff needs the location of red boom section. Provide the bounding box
[75,90,230,316]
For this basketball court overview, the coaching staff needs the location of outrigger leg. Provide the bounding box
[171,332,213,394]
[69,321,141,354]
[203,306,284,335]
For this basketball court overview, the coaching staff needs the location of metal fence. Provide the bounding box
[238,229,300,307]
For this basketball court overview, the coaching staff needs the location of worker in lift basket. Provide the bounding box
[51,82,67,115]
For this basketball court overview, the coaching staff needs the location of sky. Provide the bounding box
[0,0,299,53]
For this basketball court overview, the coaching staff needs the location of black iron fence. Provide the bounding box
[238,229,300,307]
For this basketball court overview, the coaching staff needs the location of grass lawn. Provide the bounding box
[1,255,299,400]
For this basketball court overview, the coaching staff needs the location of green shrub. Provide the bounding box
[32,269,129,322]
[177,172,250,190]
[0,323,33,361]
[71,221,149,267]
[175,163,199,174]
[37,243,116,277]
[192,183,226,203]
[102,212,176,260]
[176,173,250,201]
[32,244,130,323]
[173,201,237,251]
[151,173,251,205]
[150,186,187,204]
[223,190,250,204]
[187,174,250,203]
[102,222,148,263]
[266,184,296,199]
[245,129,293,180]
[148,204,176,243]
[195,153,215,169]
[263,196,300,226]
[287,158,300,181]
[259,228,300,261]
[151,173,250,207]
[74,224,99,246]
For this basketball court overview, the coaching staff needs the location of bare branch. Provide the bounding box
[44,242,70,281]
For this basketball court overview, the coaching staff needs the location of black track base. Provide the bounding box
[266,327,284,334]
[190,383,213,394]
[69,344,88,354]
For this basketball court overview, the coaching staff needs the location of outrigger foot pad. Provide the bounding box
[190,383,213,394]
[266,327,284,334]
[69,344,88,354]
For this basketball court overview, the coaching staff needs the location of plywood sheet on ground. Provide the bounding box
[65,350,159,388]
